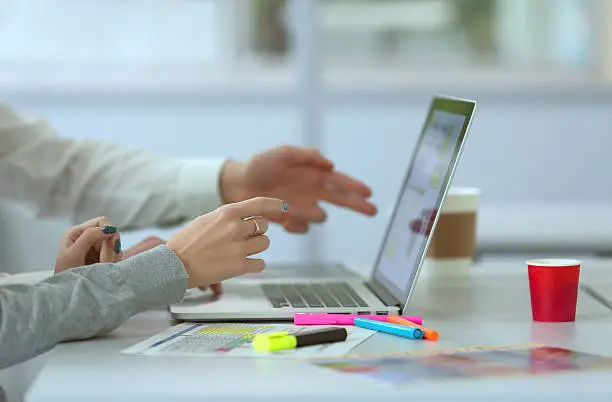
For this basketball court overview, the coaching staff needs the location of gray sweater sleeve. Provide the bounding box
[0,245,188,369]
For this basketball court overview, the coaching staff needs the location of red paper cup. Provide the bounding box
[527,259,581,322]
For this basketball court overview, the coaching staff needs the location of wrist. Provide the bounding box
[219,160,246,204]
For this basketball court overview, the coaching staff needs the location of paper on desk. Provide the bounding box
[308,344,612,386]
[123,322,375,359]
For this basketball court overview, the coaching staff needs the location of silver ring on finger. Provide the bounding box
[242,216,262,237]
[251,219,260,236]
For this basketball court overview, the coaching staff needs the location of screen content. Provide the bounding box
[374,109,468,300]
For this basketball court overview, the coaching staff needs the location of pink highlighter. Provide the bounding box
[294,313,422,326]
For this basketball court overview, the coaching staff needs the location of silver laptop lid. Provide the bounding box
[367,96,476,312]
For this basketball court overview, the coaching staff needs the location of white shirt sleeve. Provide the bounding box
[0,103,227,228]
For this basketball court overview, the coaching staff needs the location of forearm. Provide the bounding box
[0,103,226,228]
[0,245,187,369]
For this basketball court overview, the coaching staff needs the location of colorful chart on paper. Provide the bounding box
[122,323,374,359]
[308,344,612,385]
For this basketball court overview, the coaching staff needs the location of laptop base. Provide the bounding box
[169,274,399,322]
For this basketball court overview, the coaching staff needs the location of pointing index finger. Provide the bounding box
[227,197,289,220]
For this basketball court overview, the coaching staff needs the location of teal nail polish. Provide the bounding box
[282,201,289,211]
[102,226,117,234]
[114,239,121,253]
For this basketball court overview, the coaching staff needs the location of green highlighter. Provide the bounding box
[252,328,348,352]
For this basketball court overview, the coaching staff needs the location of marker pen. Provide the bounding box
[294,313,422,326]
[252,327,348,352]
[353,318,424,340]
[387,316,439,340]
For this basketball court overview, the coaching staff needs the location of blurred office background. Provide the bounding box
[1,0,612,276]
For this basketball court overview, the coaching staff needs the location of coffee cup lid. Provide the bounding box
[442,187,479,213]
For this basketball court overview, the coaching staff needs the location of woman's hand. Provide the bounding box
[55,216,122,273]
[167,197,288,289]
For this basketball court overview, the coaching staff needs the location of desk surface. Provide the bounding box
[23,257,612,401]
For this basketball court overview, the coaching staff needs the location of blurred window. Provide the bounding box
[247,0,595,73]
[0,0,219,80]
[0,0,600,85]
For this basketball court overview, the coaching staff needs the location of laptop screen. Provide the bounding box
[371,97,476,304]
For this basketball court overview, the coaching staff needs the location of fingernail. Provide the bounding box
[282,201,289,212]
[114,239,121,253]
[102,225,117,234]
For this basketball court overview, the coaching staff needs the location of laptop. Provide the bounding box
[170,95,476,321]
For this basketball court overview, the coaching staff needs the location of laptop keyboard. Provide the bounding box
[261,283,370,308]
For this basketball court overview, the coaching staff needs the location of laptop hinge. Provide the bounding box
[365,280,402,311]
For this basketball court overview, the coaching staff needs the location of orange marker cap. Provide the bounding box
[387,316,439,341]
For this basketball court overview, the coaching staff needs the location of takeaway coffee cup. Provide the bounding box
[427,187,479,262]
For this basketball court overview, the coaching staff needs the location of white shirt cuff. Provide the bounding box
[177,158,227,219]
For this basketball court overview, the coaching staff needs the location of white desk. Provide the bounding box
[19,258,612,401]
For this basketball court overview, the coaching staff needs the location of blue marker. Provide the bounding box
[354,318,424,340]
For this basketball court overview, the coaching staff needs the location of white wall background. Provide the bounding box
[2,89,612,277]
